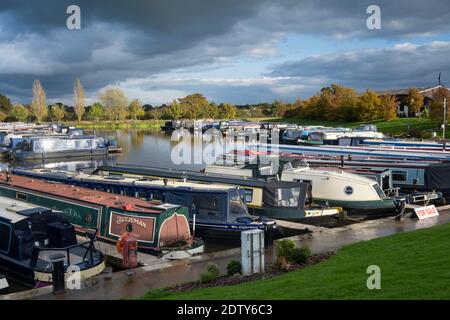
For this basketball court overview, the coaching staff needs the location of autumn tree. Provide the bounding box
[219,103,237,119]
[379,94,398,121]
[9,104,29,122]
[99,87,129,121]
[430,87,450,123]
[31,80,47,122]
[357,90,381,121]
[163,99,184,119]
[406,88,424,116]
[129,99,145,120]
[73,78,86,122]
[49,104,66,122]
[179,93,209,119]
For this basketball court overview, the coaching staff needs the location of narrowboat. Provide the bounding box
[0,172,204,258]
[361,139,449,150]
[272,153,447,200]
[253,143,450,161]
[7,135,120,160]
[12,169,277,240]
[0,196,105,288]
[205,159,401,217]
[93,165,343,221]
[299,124,384,146]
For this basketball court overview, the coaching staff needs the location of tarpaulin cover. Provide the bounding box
[424,163,450,194]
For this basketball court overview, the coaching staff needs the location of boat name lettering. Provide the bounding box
[116,216,147,229]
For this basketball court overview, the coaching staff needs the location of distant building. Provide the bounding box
[375,85,449,117]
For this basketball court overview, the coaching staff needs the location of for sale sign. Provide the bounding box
[414,205,439,220]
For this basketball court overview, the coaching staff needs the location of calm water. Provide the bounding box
[7,129,219,171]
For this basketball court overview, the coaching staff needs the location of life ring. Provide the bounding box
[116,239,123,254]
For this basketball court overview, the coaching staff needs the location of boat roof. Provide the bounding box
[0,195,41,223]
[0,173,174,214]
[19,169,239,192]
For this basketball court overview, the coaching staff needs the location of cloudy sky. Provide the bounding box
[1,0,450,106]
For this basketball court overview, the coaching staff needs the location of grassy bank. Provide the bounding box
[64,120,165,129]
[141,222,450,300]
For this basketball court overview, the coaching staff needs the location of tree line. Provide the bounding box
[1,81,449,123]
[0,81,238,123]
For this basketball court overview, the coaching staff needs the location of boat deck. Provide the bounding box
[0,173,170,214]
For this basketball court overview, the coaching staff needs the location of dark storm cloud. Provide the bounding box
[270,42,450,91]
[1,0,450,103]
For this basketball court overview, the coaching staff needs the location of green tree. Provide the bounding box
[99,87,129,121]
[179,93,209,119]
[406,88,424,116]
[49,104,66,122]
[0,93,13,115]
[219,103,237,119]
[129,99,145,120]
[88,102,104,121]
[9,104,29,122]
[31,80,47,122]
[163,99,184,119]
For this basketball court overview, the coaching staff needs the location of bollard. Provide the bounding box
[49,253,66,295]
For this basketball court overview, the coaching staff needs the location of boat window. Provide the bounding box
[243,188,253,203]
[150,192,163,201]
[0,223,11,253]
[229,190,249,218]
[193,195,221,219]
[392,171,408,182]
[275,187,300,207]
[15,139,32,151]
[373,183,386,199]
[16,193,28,201]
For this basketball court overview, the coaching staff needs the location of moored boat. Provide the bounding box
[0,196,105,288]
[12,168,277,240]
[7,135,120,160]
[0,172,204,258]
[93,165,343,221]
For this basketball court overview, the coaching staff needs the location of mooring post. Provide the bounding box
[50,253,66,295]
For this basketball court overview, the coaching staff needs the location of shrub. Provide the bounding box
[227,260,242,276]
[275,239,295,260]
[290,247,311,264]
[200,263,220,283]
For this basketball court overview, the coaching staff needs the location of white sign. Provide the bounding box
[414,205,439,220]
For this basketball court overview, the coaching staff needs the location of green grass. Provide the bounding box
[266,117,441,137]
[141,222,450,300]
[63,120,165,129]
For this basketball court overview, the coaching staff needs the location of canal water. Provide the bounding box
[0,129,241,294]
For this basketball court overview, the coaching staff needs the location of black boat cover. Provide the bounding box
[424,163,450,194]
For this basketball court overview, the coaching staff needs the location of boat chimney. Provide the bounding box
[163,178,168,186]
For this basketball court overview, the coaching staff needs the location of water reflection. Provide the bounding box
[2,129,214,172]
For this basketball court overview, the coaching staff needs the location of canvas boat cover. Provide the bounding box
[262,180,312,209]
[424,162,450,194]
